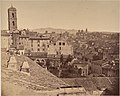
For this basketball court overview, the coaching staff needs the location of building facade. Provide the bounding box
[48,40,73,55]
[29,37,50,52]
[1,30,10,51]
[6,5,73,58]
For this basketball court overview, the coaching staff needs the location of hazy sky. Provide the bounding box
[1,0,120,32]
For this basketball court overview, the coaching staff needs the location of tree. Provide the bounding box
[101,78,119,95]
[66,54,73,63]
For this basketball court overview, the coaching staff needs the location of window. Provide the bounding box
[31,44,33,47]
[63,42,65,45]
[43,48,45,51]
[38,48,40,51]
[42,43,45,47]
[12,21,15,26]
[59,42,61,45]
[59,47,61,50]
[12,13,14,18]
[38,44,40,47]
[54,43,56,45]
[47,45,49,48]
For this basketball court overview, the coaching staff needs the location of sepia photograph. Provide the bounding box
[1,0,119,96]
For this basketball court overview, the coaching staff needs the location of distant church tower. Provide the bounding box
[8,5,19,49]
[8,5,17,31]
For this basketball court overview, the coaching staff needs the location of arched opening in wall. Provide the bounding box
[59,42,61,45]
[12,13,14,18]
[38,48,40,51]
[42,48,45,51]
[59,47,61,50]
[63,42,65,45]
[12,21,15,26]
[21,52,23,55]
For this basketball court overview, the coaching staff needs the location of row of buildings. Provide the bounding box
[1,5,73,56]
[2,5,119,78]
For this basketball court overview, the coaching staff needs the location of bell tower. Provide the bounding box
[8,5,19,49]
[8,5,17,31]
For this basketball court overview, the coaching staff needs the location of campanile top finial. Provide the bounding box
[11,4,13,8]
[8,4,16,11]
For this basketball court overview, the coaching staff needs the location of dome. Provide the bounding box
[8,5,16,11]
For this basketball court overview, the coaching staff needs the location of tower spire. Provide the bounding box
[11,4,13,8]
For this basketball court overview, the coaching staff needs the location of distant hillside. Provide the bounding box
[32,27,119,34]
[32,27,78,34]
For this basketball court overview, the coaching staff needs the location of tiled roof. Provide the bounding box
[102,63,119,70]
[16,55,68,88]
[2,52,68,90]
[74,63,88,67]
[29,36,50,40]
[62,77,112,91]
[92,60,105,66]
[71,58,88,66]
[10,45,16,49]
[30,52,47,58]
[47,54,68,59]
[18,45,24,50]
[19,35,29,38]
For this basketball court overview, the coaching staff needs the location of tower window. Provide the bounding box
[59,42,61,45]
[63,43,65,45]
[21,52,23,55]
[59,47,61,50]
[38,44,40,47]
[12,21,15,26]
[38,48,40,51]
[12,13,14,18]
[43,48,45,51]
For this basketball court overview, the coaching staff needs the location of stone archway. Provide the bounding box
[35,58,46,67]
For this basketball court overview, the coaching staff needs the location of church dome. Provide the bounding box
[8,5,16,11]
